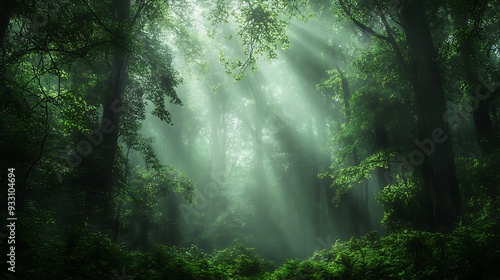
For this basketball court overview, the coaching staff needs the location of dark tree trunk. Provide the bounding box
[88,0,131,231]
[451,6,496,156]
[164,195,181,246]
[0,0,15,47]
[472,101,495,155]
[401,0,462,231]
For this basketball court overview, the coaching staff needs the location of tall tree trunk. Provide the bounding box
[0,0,15,47]
[89,0,131,231]
[401,0,462,231]
[165,195,181,246]
[450,4,496,156]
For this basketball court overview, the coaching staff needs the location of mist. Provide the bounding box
[129,8,374,261]
[2,0,499,279]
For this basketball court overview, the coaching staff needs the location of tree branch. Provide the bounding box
[338,0,389,41]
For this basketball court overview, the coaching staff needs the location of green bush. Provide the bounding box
[211,243,275,278]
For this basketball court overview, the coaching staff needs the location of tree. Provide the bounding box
[448,0,498,156]
[400,0,462,231]
[81,0,183,231]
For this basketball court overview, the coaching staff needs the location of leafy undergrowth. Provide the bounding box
[17,208,500,280]
[270,221,500,280]
[268,202,500,280]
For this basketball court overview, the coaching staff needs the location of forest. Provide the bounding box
[0,0,499,279]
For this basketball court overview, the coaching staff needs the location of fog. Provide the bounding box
[126,6,384,262]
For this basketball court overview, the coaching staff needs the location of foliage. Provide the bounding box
[456,151,500,199]
[114,165,195,247]
[211,243,275,278]
[123,164,195,207]
[13,200,500,279]
[377,176,420,231]
[210,0,307,79]
[456,150,500,219]
[268,209,500,280]
[17,236,275,280]
[318,151,391,205]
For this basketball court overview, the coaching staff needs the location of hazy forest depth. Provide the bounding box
[1,0,499,279]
